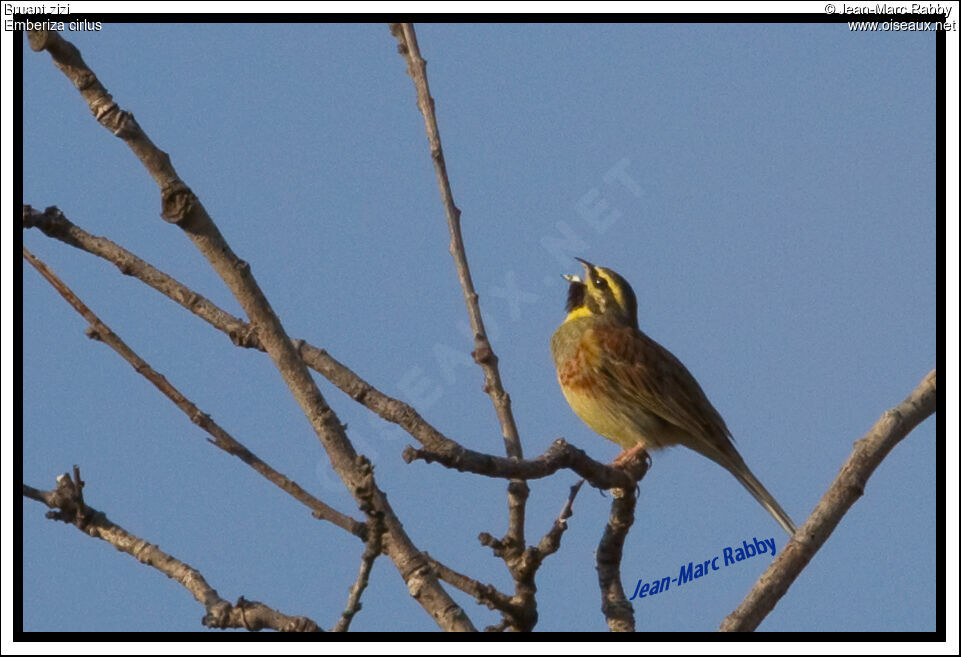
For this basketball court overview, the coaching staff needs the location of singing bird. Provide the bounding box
[550,258,797,536]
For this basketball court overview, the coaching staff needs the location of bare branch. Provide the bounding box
[333,511,385,632]
[24,205,625,631]
[423,554,516,617]
[24,204,630,630]
[22,205,260,349]
[597,487,638,632]
[28,28,475,631]
[22,246,365,540]
[533,479,585,561]
[403,438,642,491]
[23,469,322,632]
[21,205,468,462]
[389,22,523,463]
[491,480,587,632]
[390,22,530,562]
[720,370,937,632]
[593,450,648,632]
[204,596,321,632]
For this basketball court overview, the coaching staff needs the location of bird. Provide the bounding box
[550,258,797,536]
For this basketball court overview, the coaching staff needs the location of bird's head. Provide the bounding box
[563,258,638,328]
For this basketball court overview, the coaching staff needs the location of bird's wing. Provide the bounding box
[589,324,797,537]
[589,324,734,447]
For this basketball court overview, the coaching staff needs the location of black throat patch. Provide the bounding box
[565,281,586,313]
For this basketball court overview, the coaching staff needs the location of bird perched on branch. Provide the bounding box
[550,258,797,536]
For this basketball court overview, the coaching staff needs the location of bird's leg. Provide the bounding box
[612,443,650,468]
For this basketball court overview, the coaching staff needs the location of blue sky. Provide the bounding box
[18,19,941,635]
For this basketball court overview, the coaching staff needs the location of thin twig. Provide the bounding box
[423,553,517,617]
[390,23,530,564]
[24,469,322,632]
[485,480,588,631]
[23,246,365,540]
[533,479,585,561]
[28,28,475,631]
[333,507,385,631]
[481,479,588,580]
[720,370,937,631]
[389,23,523,463]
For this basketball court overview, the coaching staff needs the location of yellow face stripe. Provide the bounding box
[595,268,626,313]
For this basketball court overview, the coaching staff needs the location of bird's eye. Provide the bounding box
[593,276,607,289]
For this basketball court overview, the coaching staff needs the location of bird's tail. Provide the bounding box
[723,456,797,537]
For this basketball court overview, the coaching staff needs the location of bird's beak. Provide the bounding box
[563,257,594,283]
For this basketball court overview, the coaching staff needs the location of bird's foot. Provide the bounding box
[611,444,650,469]
[609,446,649,497]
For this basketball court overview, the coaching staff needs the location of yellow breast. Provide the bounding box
[552,320,646,449]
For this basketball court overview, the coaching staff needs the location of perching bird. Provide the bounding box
[550,258,797,536]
